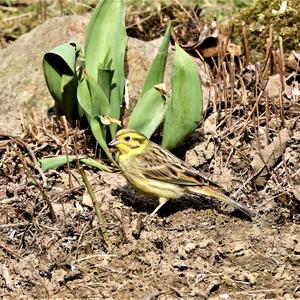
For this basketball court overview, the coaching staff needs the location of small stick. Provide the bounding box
[12,138,47,184]
[222,61,229,126]
[0,223,28,229]
[0,241,22,259]
[254,65,261,151]
[229,53,235,127]
[265,95,270,145]
[174,0,202,32]
[278,37,285,128]
[242,22,251,65]
[261,25,273,79]
[233,80,268,146]
[16,149,56,222]
[78,166,110,247]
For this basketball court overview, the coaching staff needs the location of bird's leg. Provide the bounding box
[150,197,169,216]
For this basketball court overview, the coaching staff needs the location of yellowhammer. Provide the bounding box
[109,129,254,218]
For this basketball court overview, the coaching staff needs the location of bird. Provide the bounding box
[109,128,254,218]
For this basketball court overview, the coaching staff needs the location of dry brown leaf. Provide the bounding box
[100,115,122,126]
[250,128,290,178]
[286,51,300,71]
[264,74,293,98]
[181,23,240,58]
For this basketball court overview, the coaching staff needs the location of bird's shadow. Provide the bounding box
[111,185,252,220]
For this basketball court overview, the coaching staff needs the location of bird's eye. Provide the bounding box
[124,136,131,141]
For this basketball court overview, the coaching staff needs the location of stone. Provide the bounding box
[0,16,88,135]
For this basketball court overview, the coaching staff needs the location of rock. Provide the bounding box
[236,271,256,285]
[172,260,188,270]
[227,241,247,255]
[198,239,212,249]
[0,16,88,135]
[177,245,187,259]
[0,15,213,134]
[203,112,218,136]
[184,242,196,253]
[294,242,300,255]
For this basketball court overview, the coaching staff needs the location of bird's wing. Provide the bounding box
[137,142,215,187]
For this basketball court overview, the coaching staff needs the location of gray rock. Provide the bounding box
[0,15,88,135]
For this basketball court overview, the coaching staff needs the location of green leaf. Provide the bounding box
[77,73,116,164]
[77,72,110,119]
[141,22,171,97]
[98,68,114,101]
[43,41,81,121]
[84,0,127,137]
[80,158,111,172]
[162,45,203,150]
[40,155,82,172]
[128,87,169,138]
[40,155,112,172]
[89,117,116,165]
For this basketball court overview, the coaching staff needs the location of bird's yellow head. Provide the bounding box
[109,129,149,158]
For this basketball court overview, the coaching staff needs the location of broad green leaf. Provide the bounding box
[77,72,110,119]
[40,155,111,172]
[98,66,114,101]
[80,158,111,172]
[43,41,81,121]
[40,155,83,172]
[84,0,127,137]
[128,87,168,138]
[90,117,116,165]
[141,22,171,97]
[162,45,203,150]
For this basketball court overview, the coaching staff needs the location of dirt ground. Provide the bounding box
[1,1,300,299]
[0,113,299,299]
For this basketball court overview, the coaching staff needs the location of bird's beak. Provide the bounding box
[108,138,119,147]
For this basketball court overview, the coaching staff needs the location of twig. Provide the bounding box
[3,12,32,22]
[75,254,117,263]
[16,149,56,222]
[12,138,47,184]
[265,95,270,145]
[78,166,110,247]
[278,37,285,128]
[0,241,22,259]
[169,285,184,298]
[126,4,171,30]
[261,25,273,79]
[233,79,269,147]
[242,22,251,64]
[174,0,201,32]
[0,222,28,229]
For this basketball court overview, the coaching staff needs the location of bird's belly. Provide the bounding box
[125,174,183,200]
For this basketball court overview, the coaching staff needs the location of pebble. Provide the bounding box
[184,242,196,253]
[294,243,300,255]
[198,239,211,249]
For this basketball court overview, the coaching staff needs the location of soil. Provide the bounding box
[0,115,299,299]
[1,1,300,299]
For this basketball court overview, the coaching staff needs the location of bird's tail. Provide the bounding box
[187,185,255,218]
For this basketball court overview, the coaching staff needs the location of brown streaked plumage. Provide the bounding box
[109,129,254,218]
